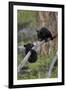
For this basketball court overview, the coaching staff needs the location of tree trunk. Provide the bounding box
[36,11,58,55]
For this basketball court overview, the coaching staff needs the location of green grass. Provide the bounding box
[17,47,58,80]
[17,10,58,80]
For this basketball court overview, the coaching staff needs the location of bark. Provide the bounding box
[36,11,58,55]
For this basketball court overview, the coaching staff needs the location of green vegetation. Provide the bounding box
[17,10,58,80]
[17,10,38,29]
[17,47,57,80]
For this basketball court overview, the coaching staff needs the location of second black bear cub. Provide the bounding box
[24,43,37,63]
[37,27,56,42]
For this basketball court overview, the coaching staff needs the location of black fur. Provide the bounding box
[37,27,56,42]
[24,43,37,63]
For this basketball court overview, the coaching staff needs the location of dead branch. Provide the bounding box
[17,40,45,73]
[48,52,58,78]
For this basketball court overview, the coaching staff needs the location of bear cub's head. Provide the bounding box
[24,43,37,63]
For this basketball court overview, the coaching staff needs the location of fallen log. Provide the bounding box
[17,40,45,73]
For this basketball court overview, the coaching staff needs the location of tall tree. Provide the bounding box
[36,11,58,55]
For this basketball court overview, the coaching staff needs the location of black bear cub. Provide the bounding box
[37,27,56,42]
[24,43,37,63]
